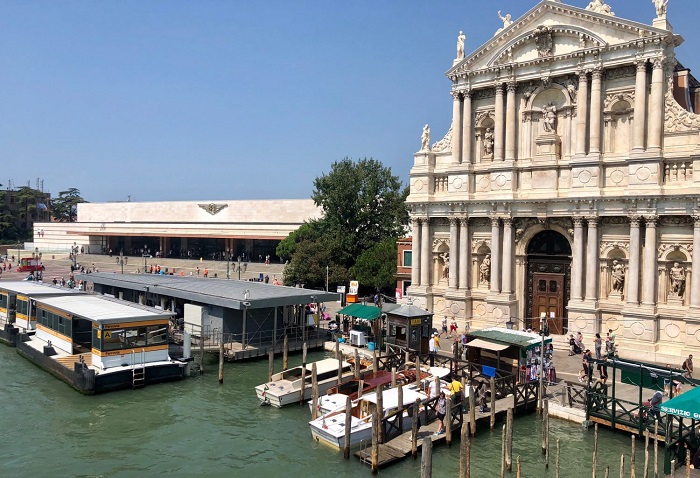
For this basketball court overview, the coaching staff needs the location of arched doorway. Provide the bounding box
[526,230,572,334]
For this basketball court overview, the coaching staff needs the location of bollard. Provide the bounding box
[506,407,513,471]
[593,422,599,478]
[445,397,453,447]
[268,348,274,382]
[283,335,288,370]
[218,341,224,384]
[311,363,319,420]
[459,421,471,478]
[420,437,433,478]
[343,396,352,459]
[490,377,496,430]
[500,424,506,478]
[412,398,420,459]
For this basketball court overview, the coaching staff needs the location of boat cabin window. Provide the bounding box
[16,299,28,317]
[0,293,7,309]
[94,323,169,352]
[37,309,72,337]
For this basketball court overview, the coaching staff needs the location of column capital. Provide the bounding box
[459,215,469,225]
[573,217,585,227]
[692,214,700,226]
[462,89,473,99]
[652,56,666,70]
[449,216,460,226]
[586,216,599,227]
[591,67,603,80]
[490,215,501,227]
[502,217,513,226]
[629,215,642,227]
[506,81,517,93]
[636,59,648,72]
[451,90,462,100]
[494,82,505,94]
[577,69,589,82]
[644,215,659,226]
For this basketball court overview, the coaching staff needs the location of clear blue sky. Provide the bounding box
[1,0,697,202]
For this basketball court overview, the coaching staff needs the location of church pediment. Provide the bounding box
[448,0,678,77]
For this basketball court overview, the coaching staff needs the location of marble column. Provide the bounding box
[627,216,641,306]
[575,71,589,156]
[490,217,502,293]
[494,83,505,161]
[411,218,421,287]
[420,217,431,287]
[571,217,585,301]
[502,218,514,294]
[449,217,459,289]
[452,91,463,164]
[585,217,599,301]
[648,57,665,152]
[589,69,603,155]
[505,81,517,161]
[459,217,469,290]
[691,215,700,307]
[462,91,473,164]
[632,60,648,152]
[642,216,658,306]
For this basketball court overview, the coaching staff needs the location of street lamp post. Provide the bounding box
[116,251,128,274]
[226,248,231,280]
[236,256,247,280]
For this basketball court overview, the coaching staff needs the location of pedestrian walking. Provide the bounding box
[434,391,446,435]
[428,332,437,367]
[441,316,448,337]
[594,333,602,360]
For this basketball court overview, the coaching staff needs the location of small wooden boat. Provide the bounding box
[255,358,353,408]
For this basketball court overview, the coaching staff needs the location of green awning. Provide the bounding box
[660,386,700,419]
[337,303,381,320]
[469,327,552,351]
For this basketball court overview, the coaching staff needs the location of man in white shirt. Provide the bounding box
[429,332,436,366]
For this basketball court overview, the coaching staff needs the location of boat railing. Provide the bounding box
[545,380,588,410]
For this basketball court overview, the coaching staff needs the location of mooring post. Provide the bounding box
[421,437,433,478]
[300,345,307,406]
[303,341,307,365]
[354,348,360,379]
[397,383,404,428]
[373,348,378,372]
[412,398,420,459]
[376,384,384,444]
[654,420,659,478]
[337,352,343,386]
[506,407,513,471]
[469,384,476,436]
[461,376,467,410]
[311,363,319,420]
[631,434,637,478]
[391,366,397,388]
[604,466,610,478]
[644,429,649,478]
[445,397,453,447]
[358,379,364,399]
[556,437,560,478]
[199,333,205,374]
[490,377,496,430]
[343,395,352,459]
[500,424,506,478]
[670,459,676,478]
[593,422,599,478]
[371,412,379,474]
[335,337,340,360]
[620,454,626,478]
[516,455,521,478]
[283,335,289,370]
[460,421,471,478]
[218,341,224,384]
[686,452,691,478]
[538,333,545,413]
[268,348,274,382]
[543,399,550,468]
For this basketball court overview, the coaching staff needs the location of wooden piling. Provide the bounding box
[412,398,420,459]
[372,348,378,372]
[670,459,676,478]
[490,377,496,429]
[300,364,307,406]
[556,438,560,478]
[337,352,343,386]
[446,397,453,447]
[391,366,397,388]
[376,384,384,444]
[371,412,379,474]
[544,399,549,468]
[354,348,360,379]
[335,337,340,360]
[311,363,319,420]
[405,350,410,371]
[421,437,433,478]
[593,422,599,478]
[283,335,288,370]
[516,456,521,478]
[687,452,692,478]
[460,421,471,478]
[631,435,637,478]
[604,467,610,478]
[620,454,625,478]
[469,384,476,436]
[397,383,404,421]
[461,376,467,409]
[506,407,513,471]
[654,420,659,477]
[643,430,649,478]
[199,334,205,374]
[343,395,352,459]
[268,348,274,382]
[434,375,440,399]
[218,341,224,384]
[302,342,307,365]
[415,363,421,387]
[358,379,364,399]
[500,424,506,478]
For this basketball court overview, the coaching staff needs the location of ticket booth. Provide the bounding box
[385,305,433,354]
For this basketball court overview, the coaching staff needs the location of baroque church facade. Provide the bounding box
[406,0,700,362]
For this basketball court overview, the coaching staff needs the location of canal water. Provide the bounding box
[0,346,651,477]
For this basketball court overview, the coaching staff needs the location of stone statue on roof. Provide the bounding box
[495,11,513,35]
[586,0,615,16]
[421,124,431,152]
[653,0,669,18]
[456,31,466,60]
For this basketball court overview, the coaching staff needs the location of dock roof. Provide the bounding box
[76,272,339,310]
[469,327,552,350]
[34,295,173,324]
[0,281,84,297]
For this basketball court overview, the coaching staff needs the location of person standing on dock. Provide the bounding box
[429,332,437,367]
[434,391,446,436]
[682,355,694,382]
[441,316,448,337]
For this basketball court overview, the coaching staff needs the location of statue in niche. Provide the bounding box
[611,260,625,293]
[653,0,669,18]
[480,254,491,284]
[421,124,431,151]
[483,127,494,156]
[566,80,578,103]
[670,262,686,297]
[540,103,558,133]
[495,11,513,35]
[440,252,450,279]
[456,31,466,60]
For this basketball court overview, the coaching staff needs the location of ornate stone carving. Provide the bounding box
[600,217,629,225]
[432,238,449,252]
[198,203,228,215]
[604,66,636,81]
[431,125,453,152]
[585,0,615,16]
[611,259,625,292]
[420,124,431,151]
[471,238,491,253]
[534,26,554,58]
[670,262,686,298]
[479,254,491,284]
[540,103,558,133]
[600,241,630,256]
[604,91,635,110]
[495,11,513,36]
[665,83,700,132]
[473,89,496,101]
[658,242,694,260]
[659,216,693,226]
[475,110,494,126]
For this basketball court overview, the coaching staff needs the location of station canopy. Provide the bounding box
[660,386,700,420]
[337,303,381,320]
[469,327,552,351]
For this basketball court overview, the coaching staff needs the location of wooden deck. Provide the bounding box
[54,353,92,368]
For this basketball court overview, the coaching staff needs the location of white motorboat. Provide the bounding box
[309,385,427,450]
[255,358,353,408]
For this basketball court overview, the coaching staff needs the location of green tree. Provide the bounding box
[14,186,45,239]
[312,158,409,262]
[0,191,18,242]
[51,188,87,222]
[276,221,324,261]
[350,238,398,291]
[282,231,349,289]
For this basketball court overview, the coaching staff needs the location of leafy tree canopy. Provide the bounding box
[350,238,399,291]
[51,188,87,222]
